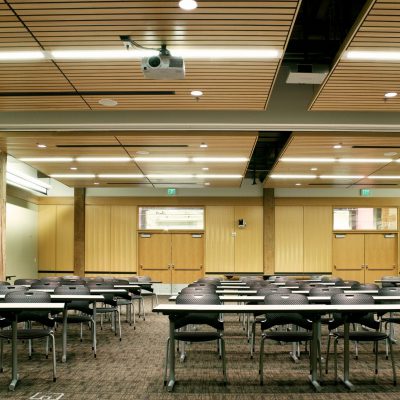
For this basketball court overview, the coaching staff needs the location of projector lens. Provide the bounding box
[148,56,161,68]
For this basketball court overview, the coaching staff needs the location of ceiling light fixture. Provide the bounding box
[295,183,302,186]
[199,142,208,148]
[94,182,100,185]
[98,98,118,107]
[6,169,51,195]
[97,174,144,178]
[204,182,211,186]
[310,167,318,171]
[385,92,398,98]
[134,157,189,162]
[345,50,400,61]
[384,152,397,157]
[338,158,392,163]
[319,175,364,179]
[196,174,242,179]
[192,157,248,162]
[270,174,317,179]
[70,167,78,171]
[147,174,194,179]
[367,175,400,179]
[50,174,95,178]
[0,51,45,61]
[179,0,198,10]
[202,167,209,171]
[51,49,157,60]
[20,157,73,162]
[76,157,131,162]
[191,90,203,97]
[37,144,47,148]
[280,157,335,163]
[136,151,150,155]
[333,144,342,149]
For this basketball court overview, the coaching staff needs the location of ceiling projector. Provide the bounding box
[141,45,185,80]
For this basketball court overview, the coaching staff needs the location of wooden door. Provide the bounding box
[171,233,204,284]
[332,234,365,282]
[364,233,397,283]
[138,233,171,283]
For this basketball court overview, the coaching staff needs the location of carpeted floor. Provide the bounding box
[0,296,399,399]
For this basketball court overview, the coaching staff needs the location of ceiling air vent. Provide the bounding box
[286,64,328,85]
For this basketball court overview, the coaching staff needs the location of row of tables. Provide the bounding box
[0,281,155,390]
[156,279,400,392]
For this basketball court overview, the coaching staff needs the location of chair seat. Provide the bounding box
[174,331,222,342]
[333,330,388,342]
[54,314,92,324]
[116,299,131,306]
[0,328,51,340]
[262,330,312,343]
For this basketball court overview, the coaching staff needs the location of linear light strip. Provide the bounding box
[345,50,400,61]
[50,174,242,179]
[6,170,51,194]
[279,157,393,163]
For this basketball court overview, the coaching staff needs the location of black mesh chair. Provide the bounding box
[109,279,135,327]
[61,278,86,286]
[164,293,226,386]
[53,285,97,357]
[350,283,379,291]
[326,293,396,385]
[40,277,62,283]
[31,281,61,290]
[381,276,400,288]
[336,280,359,287]
[0,291,57,382]
[86,282,121,340]
[181,286,216,294]
[137,276,158,311]
[0,281,10,286]
[196,277,221,285]
[0,285,27,296]
[14,279,40,286]
[259,293,315,385]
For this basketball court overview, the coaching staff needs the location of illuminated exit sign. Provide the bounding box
[360,188,371,197]
[167,188,177,196]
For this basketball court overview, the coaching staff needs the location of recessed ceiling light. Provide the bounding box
[0,51,45,61]
[98,98,118,107]
[367,175,400,179]
[202,167,209,171]
[136,151,150,155]
[134,157,189,162]
[50,174,95,178]
[345,50,400,61]
[20,157,73,162]
[70,167,78,171]
[319,175,364,179]
[199,142,208,148]
[333,144,342,149]
[192,157,248,163]
[94,182,100,185]
[37,144,47,148]
[384,152,397,157]
[196,174,242,179]
[270,174,317,179]
[295,183,302,186]
[97,174,144,178]
[76,157,131,162]
[338,158,392,163]
[204,182,211,186]
[179,0,198,10]
[280,157,335,163]
[385,92,398,98]
[310,167,318,171]
[191,90,203,97]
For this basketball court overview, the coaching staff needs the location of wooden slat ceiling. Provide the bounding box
[310,0,400,111]
[0,0,301,111]
[0,131,257,188]
[264,132,400,188]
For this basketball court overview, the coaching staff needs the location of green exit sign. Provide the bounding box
[360,188,371,197]
[167,188,177,196]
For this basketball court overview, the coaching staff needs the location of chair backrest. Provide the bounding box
[0,281,10,286]
[331,293,374,322]
[137,276,151,283]
[31,281,60,289]
[82,277,104,283]
[14,278,40,285]
[351,283,379,290]
[188,282,217,289]
[257,286,290,296]
[196,277,221,285]
[54,285,91,310]
[0,285,27,294]
[381,276,399,287]
[379,286,400,296]
[61,278,86,286]
[309,287,343,296]
[5,290,51,303]
[338,280,359,287]
[181,286,216,294]
[299,283,314,290]
[176,293,221,305]
[41,276,62,283]
[126,276,138,282]
[62,275,81,280]
[109,279,130,285]
[262,293,311,330]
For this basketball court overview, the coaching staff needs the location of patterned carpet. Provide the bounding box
[0,297,399,399]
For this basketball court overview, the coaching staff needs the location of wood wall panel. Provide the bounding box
[85,205,111,272]
[56,205,74,271]
[234,206,263,272]
[38,205,56,269]
[205,206,234,273]
[275,206,303,272]
[110,205,137,272]
[303,206,332,273]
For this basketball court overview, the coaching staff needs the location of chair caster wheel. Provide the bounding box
[94,354,97,358]
[46,355,48,359]
[53,378,57,382]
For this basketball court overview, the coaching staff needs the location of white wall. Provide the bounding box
[6,199,38,280]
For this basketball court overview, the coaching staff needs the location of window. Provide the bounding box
[333,207,397,231]
[138,207,204,230]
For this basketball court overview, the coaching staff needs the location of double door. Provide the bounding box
[138,233,204,284]
[332,233,397,283]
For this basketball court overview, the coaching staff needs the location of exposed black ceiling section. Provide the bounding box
[246,0,369,184]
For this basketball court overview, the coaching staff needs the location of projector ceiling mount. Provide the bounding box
[119,36,185,80]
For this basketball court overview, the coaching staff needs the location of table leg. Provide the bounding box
[340,320,354,390]
[93,302,97,357]
[9,317,19,391]
[62,308,68,363]
[309,319,321,392]
[167,320,176,392]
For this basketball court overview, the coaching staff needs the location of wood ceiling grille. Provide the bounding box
[0,0,301,111]
[310,0,400,111]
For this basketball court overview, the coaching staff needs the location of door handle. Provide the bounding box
[167,264,171,270]
[365,264,368,269]
[334,265,337,269]
[171,264,175,269]
[361,265,365,269]
[200,264,203,269]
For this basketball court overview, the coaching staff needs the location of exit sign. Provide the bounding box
[167,188,177,196]
[360,188,371,197]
